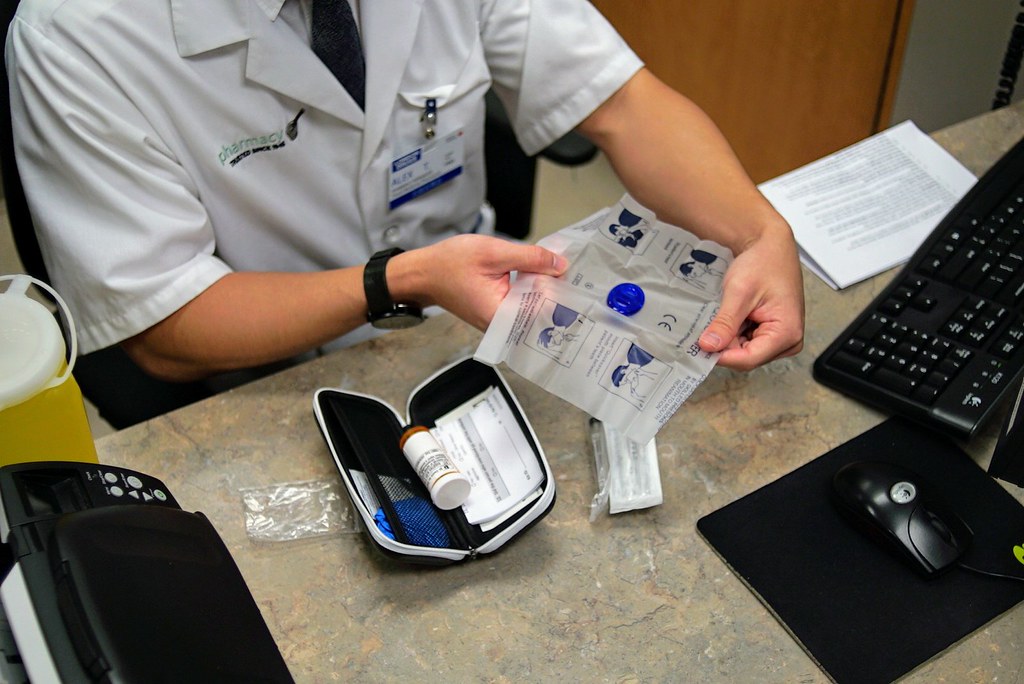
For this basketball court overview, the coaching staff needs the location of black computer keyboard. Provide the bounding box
[813,133,1024,439]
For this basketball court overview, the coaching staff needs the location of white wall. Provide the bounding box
[890,0,1024,132]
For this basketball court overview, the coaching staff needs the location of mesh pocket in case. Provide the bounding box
[313,357,555,564]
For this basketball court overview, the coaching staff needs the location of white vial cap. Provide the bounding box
[432,471,471,510]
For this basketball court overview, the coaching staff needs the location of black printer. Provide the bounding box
[0,461,293,683]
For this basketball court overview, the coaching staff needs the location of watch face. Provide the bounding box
[370,305,424,330]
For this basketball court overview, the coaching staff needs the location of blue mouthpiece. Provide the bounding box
[607,283,645,316]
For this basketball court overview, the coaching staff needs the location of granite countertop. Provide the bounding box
[97,102,1024,683]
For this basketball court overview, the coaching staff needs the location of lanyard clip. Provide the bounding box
[421,98,437,139]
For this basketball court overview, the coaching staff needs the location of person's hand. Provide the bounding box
[698,224,805,370]
[392,234,568,330]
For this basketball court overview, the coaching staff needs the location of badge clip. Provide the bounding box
[421,98,437,139]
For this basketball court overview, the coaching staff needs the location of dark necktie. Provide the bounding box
[311,0,365,110]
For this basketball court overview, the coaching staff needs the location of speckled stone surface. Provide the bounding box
[97,104,1024,683]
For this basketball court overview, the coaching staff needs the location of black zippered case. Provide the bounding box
[312,357,555,564]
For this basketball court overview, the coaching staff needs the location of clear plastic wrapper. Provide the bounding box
[589,418,663,520]
[240,479,357,543]
[589,418,611,522]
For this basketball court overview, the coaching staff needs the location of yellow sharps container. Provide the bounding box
[0,274,98,465]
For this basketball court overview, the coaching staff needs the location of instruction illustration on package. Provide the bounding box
[475,195,730,443]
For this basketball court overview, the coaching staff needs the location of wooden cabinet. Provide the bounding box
[591,0,915,182]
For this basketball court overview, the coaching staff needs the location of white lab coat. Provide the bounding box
[7,0,642,352]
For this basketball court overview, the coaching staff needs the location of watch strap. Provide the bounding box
[363,248,402,318]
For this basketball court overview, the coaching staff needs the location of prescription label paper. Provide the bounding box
[433,386,542,526]
[475,195,729,444]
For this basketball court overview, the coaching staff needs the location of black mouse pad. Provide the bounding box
[697,417,1024,684]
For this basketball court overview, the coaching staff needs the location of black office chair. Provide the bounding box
[485,90,598,238]
[1,0,215,429]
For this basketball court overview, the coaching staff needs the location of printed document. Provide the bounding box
[758,120,976,289]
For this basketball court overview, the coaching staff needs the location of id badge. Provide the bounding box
[388,130,464,210]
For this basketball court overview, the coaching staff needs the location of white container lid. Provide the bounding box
[0,288,65,411]
[432,471,472,510]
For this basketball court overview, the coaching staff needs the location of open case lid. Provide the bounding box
[47,505,292,682]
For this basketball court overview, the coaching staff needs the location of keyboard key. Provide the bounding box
[938,358,964,376]
[843,337,866,354]
[912,384,940,404]
[829,351,875,377]
[854,314,887,340]
[918,255,945,275]
[884,319,910,338]
[883,354,909,372]
[959,259,995,289]
[1004,324,1024,342]
[998,253,1022,274]
[944,225,969,245]
[872,367,918,395]
[977,316,999,332]
[977,274,1007,299]
[1000,276,1024,306]
[877,333,900,348]
[864,346,888,363]
[905,363,930,382]
[896,341,921,358]
[948,346,974,363]
[942,320,967,339]
[965,328,989,347]
[903,276,928,293]
[879,299,904,315]
[956,308,978,325]
[909,330,935,346]
[893,286,915,301]
[938,246,978,281]
[966,296,988,313]
[910,294,937,312]
[992,338,1020,359]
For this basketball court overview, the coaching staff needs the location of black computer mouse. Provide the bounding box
[831,460,973,578]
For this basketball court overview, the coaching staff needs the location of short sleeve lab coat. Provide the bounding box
[7,0,642,353]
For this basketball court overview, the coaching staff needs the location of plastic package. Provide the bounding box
[589,419,611,522]
[589,418,663,521]
[240,479,357,543]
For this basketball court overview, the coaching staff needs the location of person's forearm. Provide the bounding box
[122,235,569,382]
[122,268,368,381]
[580,69,804,370]
[578,68,790,252]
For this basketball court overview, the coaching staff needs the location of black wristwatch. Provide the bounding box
[363,248,424,329]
